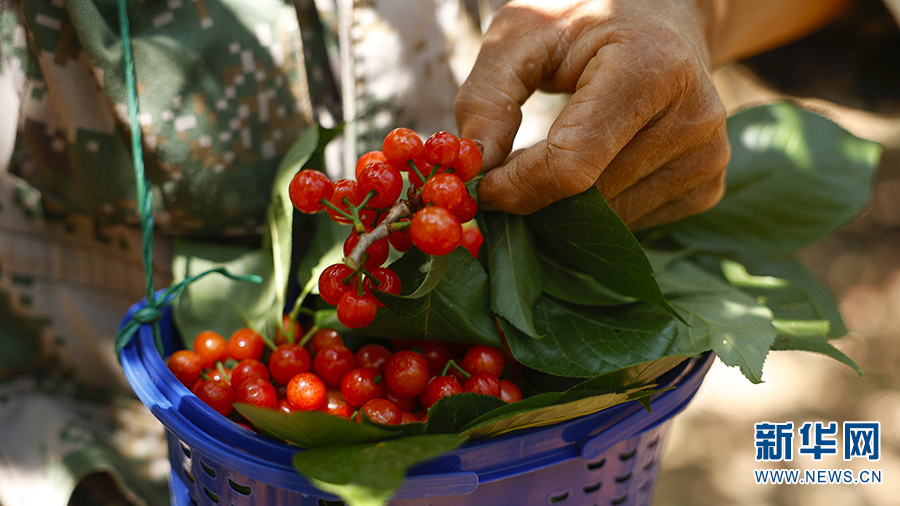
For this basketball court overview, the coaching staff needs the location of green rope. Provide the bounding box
[114,0,260,358]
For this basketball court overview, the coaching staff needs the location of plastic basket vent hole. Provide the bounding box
[583,481,602,494]
[189,498,198,506]
[318,499,346,505]
[183,467,196,484]
[204,487,220,504]
[615,472,632,484]
[549,491,569,503]
[610,495,628,505]
[181,443,192,459]
[646,435,660,448]
[229,479,253,496]
[200,459,217,478]
[618,449,637,461]
[586,458,606,471]
[642,459,655,471]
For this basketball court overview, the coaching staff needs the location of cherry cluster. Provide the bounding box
[288,128,485,330]
[166,324,522,426]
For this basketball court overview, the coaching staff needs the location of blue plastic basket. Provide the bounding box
[119,298,714,506]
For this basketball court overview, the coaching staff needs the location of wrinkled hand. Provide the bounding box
[455,0,729,229]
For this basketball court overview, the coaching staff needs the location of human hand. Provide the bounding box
[455,0,729,229]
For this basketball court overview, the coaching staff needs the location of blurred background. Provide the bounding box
[655,3,900,504]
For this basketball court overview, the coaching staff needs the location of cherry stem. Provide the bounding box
[441,359,470,379]
[428,164,441,180]
[298,324,318,347]
[320,198,354,222]
[407,159,426,184]
[216,361,229,381]
[346,200,413,271]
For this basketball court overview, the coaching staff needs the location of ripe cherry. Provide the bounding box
[422,173,467,215]
[459,224,484,257]
[410,206,462,256]
[268,343,312,385]
[193,330,227,369]
[422,131,460,166]
[286,372,327,411]
[357,161,403,209]
[307,328,345,355]
[450,137,482,182]
[355,343,392,373]
[235,378,277,409]
[462,345,505,377]
[340,368,384,407]
[382,127,423,170]
[317,388,353,418]
[167,350,204,387]
[194,379,235,416]
[454,193,478,224]
[384,350,430,398]
[423,375,462,408]
[226,328,266,361]
[355,150,388,178]
[343,232,390,271]
[318,263,356,306]
[463,371,501,398]
[289,169,333,214]
[327,179,364,224]
[356,398,402,425]
[388,219,414,253]
[499,379,523,403]
[313,344,357,388]
[336,290,379,329]
[230,358,270,390]
[364,267,402,307]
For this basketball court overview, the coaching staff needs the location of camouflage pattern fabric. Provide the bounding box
[0,0,488,504]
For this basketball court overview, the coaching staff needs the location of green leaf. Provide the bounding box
[666,102,881,255]
[502,298,683,378]
[481,212,542,337]
[171,238,279,343]
[234,404,394,448]
[394,254,450,300]
[648,250,732,295]
[538,254,634,306]
[422,393,507,435]
[722,255,848,339]
[669,288,776,384]
[770,332,862,377]
[365,248,501,346]
[526,186,680,320]
[292,434,468,506]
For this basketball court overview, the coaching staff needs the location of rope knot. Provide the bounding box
[132,306,163,325]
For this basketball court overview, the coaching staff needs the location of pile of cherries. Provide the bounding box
[289,128,484,330]
[166,324,522,426]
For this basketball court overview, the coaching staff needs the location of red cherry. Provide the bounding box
[454,193,478,224]
[226,328,266,361]
[289,169,333,213]
[357,161,403,209]
[450,138,482,182]
[356,398,402,425]
[384,350,430,398]
[194,379,235,416]
[230,358,270,390]
[422,173,467,215]
[193,330,227,369]
[268,344,312,386]
[411,206,462,256]
[167,350,204,387]
[286,372,327,411]
[343,231,390,271]
[364,267,402,307]
[418,341,451,373]
[355,343,392,373]
[313,344,357,388]
[336,291,379,329]
[318,263,356,306]
[307,328,345,355]
[355,150,389,179]
[423,375,462,408]
[317,388,353,418]
[459,224,484,257]
[463,371,501,398]
[327,179,364,224]
[462,345,506,377]
[499,379,523,403]
[340,368,384,407]
[422,131,460,166]
[388,219,414,253]
[382,127,423,170]
[235,378,277,409]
